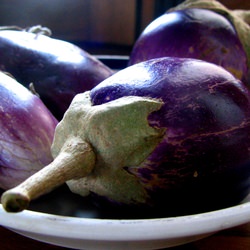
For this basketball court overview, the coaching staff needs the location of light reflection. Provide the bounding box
[0,72,31,101]
[105,63,152,85]
[6,31,84,64]
[31,34,84,64]
[143,12,181,34]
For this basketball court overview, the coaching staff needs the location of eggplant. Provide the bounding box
[129,3,250,85]
[2,57,250,217]
[0,71,58,190]
[0,26,113,120]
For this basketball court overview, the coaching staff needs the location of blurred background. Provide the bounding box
[0,0,249,55]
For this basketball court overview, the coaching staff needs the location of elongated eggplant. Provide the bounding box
[0,26,113,120]
[2,57,250,217]
[0,71,58,190]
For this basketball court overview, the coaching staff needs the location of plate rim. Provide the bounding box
[1,200,250,242]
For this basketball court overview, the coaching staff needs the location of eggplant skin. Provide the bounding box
[129,8,248,83]
[0,30,113,120]
[90,57,250,216]
[0,72,58,190]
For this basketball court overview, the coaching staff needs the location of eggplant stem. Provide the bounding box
[233,10,250,25]
[25,25,52,36]
[0,25,52,36]
[0,25,23,31]
[1,139,95,212]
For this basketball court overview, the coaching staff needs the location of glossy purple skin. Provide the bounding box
[0,72,58,190]
[0,30,113,120]
[129,8,248,83]
[90,57,250,214]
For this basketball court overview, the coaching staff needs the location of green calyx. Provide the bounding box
[53,91,165,205]
[1,91,165,212]
[168,0,250,78]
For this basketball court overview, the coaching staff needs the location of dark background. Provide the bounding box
[0,0,249,55]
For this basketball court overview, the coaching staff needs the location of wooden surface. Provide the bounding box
[0,222,249,250]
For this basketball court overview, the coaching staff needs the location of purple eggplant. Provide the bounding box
[0,71,58,190]
[129,7,250,84]
[2,57,250,217]
[0,26,113,120]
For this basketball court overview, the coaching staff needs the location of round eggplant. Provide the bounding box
[0,71,58,190]
[129,7,250,84]
[0,27,113,120]
[2,57,250,217]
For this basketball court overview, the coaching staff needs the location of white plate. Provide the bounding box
[0,186,250,250]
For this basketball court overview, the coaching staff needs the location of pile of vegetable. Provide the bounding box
[2,57,250,217]
[1,0,250,218]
